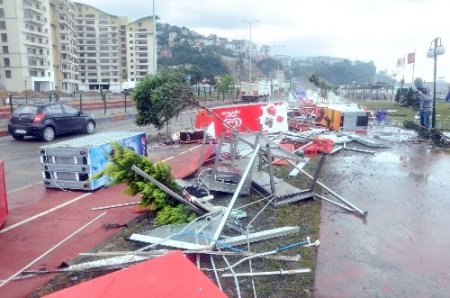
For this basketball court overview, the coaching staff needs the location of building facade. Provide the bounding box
[0,0,55,92]
[0,0,155,93]
[126,17,155,84]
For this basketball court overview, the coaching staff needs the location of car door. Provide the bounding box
[44,104,68,135]
[61,104,84,133]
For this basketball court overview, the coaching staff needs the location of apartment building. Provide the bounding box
[74,3,129,92]
[126,16,155,83]
[0,0,55,92]
[54,0,78,92]
[0,0,156,93]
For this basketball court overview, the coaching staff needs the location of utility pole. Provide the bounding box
[153,0,157,73]
[242,20,258,82]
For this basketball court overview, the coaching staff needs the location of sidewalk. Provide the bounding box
[315,143,450,297]
[0,143,214,297]
[0,184,143,298]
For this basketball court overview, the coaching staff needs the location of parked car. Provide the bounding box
[8,102,96,141]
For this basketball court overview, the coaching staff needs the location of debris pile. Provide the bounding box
[21,98,428,297]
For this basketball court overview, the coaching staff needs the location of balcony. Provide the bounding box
[23,27,48,37]
[24,4,46,15]
[27,52,47,59]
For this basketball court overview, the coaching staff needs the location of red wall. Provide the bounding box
[0,161,8,228]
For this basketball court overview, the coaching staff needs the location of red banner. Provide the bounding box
[407,52,415,64]
[195,102,288,137]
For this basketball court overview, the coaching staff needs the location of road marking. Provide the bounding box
[162,156,174,162]
[187,144,202,151]
[0,212,106,288]
[7,181,43,195]
[0,193,92,234]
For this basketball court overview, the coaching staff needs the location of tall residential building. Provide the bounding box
[74,2,130,91]
[0,0,55,92]
[54,0,78,92]
[126,16,155,83]
[0,0,156,93]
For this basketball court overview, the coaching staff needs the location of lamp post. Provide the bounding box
[271,45,285,96]
[427,37,445,128]
[271,45,285,71]
[24,80,28,103]
[242,20,258,82]
[152,0,157,73]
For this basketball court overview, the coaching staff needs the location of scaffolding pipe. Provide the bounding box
[210,144,261,250]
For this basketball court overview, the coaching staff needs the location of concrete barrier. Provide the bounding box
[0,161,8,228]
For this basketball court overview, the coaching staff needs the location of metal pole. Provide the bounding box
[432,38,437,128]
[124,92,127,113]
[242,20,258,82]
[8,95,13,113]
[249,22,252,82]
[24,81,28,103]
[79,94,82,111]
[153,0,157,73]
[210,144,261,250]
[131,165,204,215]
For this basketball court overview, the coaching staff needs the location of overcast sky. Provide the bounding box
[75,0,450,84]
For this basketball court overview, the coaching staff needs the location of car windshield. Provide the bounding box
[12,105,38,115]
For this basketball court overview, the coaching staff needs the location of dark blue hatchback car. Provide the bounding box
[8,103,96,141]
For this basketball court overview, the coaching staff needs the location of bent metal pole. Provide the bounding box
[210,144,261,250]
[287,159,368,217]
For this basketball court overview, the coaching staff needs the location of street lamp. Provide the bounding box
[152,0,157,73]
[24,80,28,103]
[242,20,258,81]
[426,37,445,128]
[271,45,285,71]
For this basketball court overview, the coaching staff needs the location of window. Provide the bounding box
[2,46,8,53]
[44,105,64,114]
[1,33,6,42]
[0,8,4,18]
[5,70,11,78]
[4,57,9,67]
[0,21,5,30]
[62,104,78,114]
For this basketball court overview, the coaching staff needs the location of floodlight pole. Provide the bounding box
[242,20,258,82]
[427,37,445,128]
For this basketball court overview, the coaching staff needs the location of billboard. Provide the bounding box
[195,102,288,137]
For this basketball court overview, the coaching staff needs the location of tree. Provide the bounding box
[132,69,196,129]
[94,142,196,225]
[216,74,235,100]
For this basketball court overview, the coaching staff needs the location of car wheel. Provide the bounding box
[12,135,24,140]
[85,120,95,134]
[42,126,55,142]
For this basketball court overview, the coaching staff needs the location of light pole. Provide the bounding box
[271,45,285,71]
[242,20,258,82]
[426,37,445,128]
[24,80,28,103]
[152,0,157,73]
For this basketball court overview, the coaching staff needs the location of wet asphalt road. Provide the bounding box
[0,109,198,193]
[315,137,450,297]
[0,118,147,193]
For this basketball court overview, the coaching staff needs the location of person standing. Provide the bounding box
[445,88,450,102]
[418,87,432,128]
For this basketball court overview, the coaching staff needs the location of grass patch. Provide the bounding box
[355,99,450,130]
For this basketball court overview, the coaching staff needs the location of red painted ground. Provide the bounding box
[149,143,215,179]
[0,184,142,298]
[0,144,214,298]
